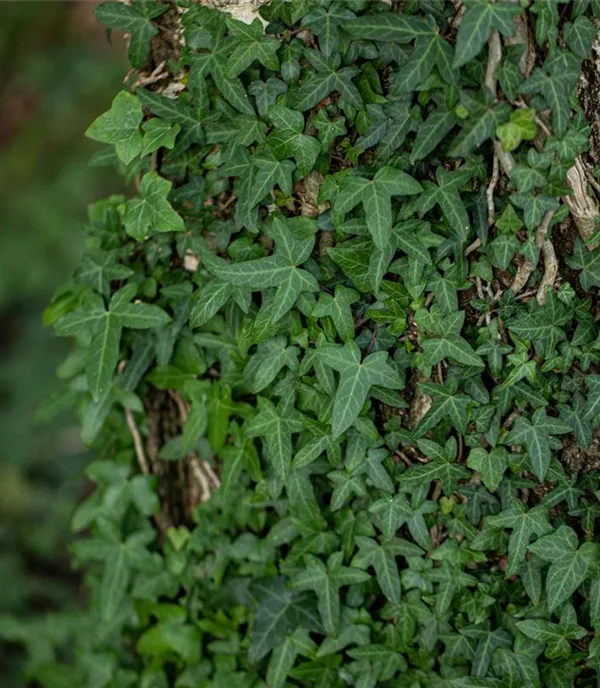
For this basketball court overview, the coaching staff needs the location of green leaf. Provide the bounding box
[453,1,522,69]
[422,334,484,368]
[417,167,470,241]
[410,106,458,163]
[521,67,571,137]
[140,118,180,156]
[87,314,122,401]
[181,398,207,453]
[290,554,369,635]
[215,217,318,322]
[487,499,553,576]
[353,537,401,604]
[567,239,600,290]
[496,108,538,152]
[506,409,571,481]
[528,526,595,611]
[467,447,508,492]
[190,281,234,328]
[335,167,422,250]
[415,380,474,435]
[312,286,360,342]
[342,13,432,43]
[450,98,511,157]
[226,17,280,77]
[317,342,402,438]
[95,2,167,68]
[404,438,469,494]
[86,91,143,164]
[249,578,321,663]
[244,396,303,480]
[564,16,596,58]
[99,545,129,623]
[303,5,356,57]
[252,339,298,393]
[123,172,185,240]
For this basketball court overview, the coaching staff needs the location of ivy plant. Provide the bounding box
[6,1,600,687]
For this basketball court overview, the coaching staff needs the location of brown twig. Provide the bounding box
[125,407,151,476]
[168,389,189,422]
[465,237,482,256]
[536,239,558,305]
[485,30,502,97]
[486,154,500,224]
[511,210,555,296]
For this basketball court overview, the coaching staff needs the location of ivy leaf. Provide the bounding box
[214,217,318,323]
[137,89,205,149]
[496,108,538,152]
[190,281,235,328]
[410,105,458,163]
[564,16,596,58]
[421,335,484,368]
[302,5,356,57]
[506,409,571,481]
[289,553,369,635]
[123,172,185,240]
[219,424,261,496]
[528,525,595,611]
[517,618,586,658]
[244,396,303,480]
[140,118,180,156]
[521,66,572,137]
[404,438,469,494]
[450,96,511,158]
[418,167,470,241]
[99,544,129,622]
[415,380,475,435]
[566,239,600,289]
[453,0,522,69]
[251,338,299,393]
[95,1,168,68]
[188,33,255,116]
[56,286,170,399]
[335,167,422,250]
[267,629,316,688]
[353,536,402,604]
[341,12,432,43]
[313,109,347,150]
[226,17,280,77]
[583,375,600,423]
[467,447,508,492]
[317,341,403,438]
[237,153,295,225]
[291,51,362,111]
[78,250,134,298]
[312,286,360,342]
[249,578,322,663]
[486,499,552,576]
[181,397,207,453]
[328,238,372,293]
[85,91,143,164]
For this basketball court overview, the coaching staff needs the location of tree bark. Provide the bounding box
[198,0,266,23]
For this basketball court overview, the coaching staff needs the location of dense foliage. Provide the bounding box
[12,0,600,685]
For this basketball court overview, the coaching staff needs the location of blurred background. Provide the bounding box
[0,3,126,682]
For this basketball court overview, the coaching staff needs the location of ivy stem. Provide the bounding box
[125,407,151,476]
[486,153,499,226]
[485,30,502,97]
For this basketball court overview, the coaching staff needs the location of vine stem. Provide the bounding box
[125,407,151,476]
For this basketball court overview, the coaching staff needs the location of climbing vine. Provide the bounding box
[6,1,600,686]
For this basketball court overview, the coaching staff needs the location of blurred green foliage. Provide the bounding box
[0,3,125,682]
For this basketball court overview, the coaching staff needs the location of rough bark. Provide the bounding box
[200,0,266,23]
